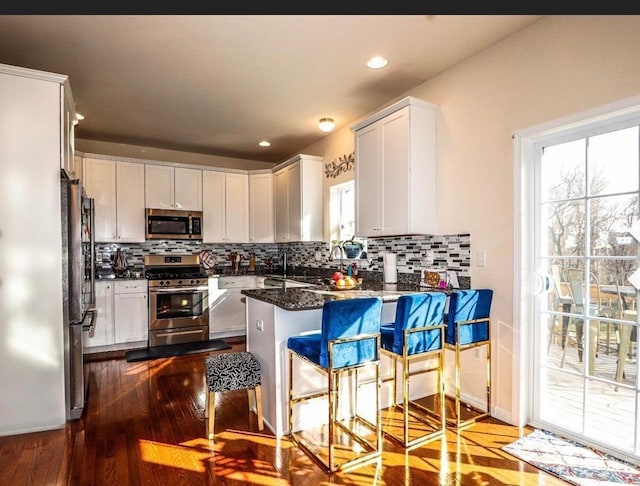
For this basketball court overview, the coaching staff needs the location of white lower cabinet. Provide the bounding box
[87,281,115,348]
[208,276,261,337]
[114,280,148,344]
[86,280,148,351]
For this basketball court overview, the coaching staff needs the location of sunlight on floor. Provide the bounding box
[139,439,211,472]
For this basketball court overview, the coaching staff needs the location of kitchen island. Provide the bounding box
[243,283,446,437]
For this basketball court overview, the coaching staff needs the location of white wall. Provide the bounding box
[0,71,67,434]
[302,15,640,423]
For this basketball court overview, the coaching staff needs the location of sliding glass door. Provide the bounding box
[531,120,640,462]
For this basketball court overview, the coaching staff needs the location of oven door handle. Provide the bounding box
[149,286,208,293]
[155,329,206,338]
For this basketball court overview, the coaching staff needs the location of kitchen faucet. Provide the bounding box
[330,242,344,272]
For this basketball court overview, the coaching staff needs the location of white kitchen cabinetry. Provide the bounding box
[202,170,249,243]
[208,276,261,337]
[249,171,274,243]
[114,280,148,344]
[83,157,145,242]
[353,96,438,237]
[86,281,115,348]
[145,164,202,211]
[0,64,78,433]
[87,280,149,350]
[273,154,323,242]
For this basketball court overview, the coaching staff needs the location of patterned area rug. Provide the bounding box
[502,429,640,485]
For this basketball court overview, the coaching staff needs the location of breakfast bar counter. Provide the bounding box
[241,282,423,311]
[242,284,444,437]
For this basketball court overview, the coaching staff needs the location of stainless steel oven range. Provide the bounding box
[144,254,209,347]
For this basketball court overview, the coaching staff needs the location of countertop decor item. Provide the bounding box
[113,248,127,276]
[200,249,217,270]
[343,239,363,259]
[229,252,242,275]
[383,252,397,284]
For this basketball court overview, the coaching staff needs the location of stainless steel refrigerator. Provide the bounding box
[61,170,96,420]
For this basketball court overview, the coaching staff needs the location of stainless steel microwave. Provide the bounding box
[146,208,203,240]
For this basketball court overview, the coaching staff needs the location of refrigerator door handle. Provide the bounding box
[81,308,97,333]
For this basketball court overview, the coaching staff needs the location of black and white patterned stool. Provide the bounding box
[204,351,264,439]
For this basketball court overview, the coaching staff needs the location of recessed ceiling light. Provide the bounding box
[367,56,388,69]
[258,140,271,147]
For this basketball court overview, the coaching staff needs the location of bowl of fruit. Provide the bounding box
[329,271,362,290]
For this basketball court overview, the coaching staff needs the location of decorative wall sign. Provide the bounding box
[325,152,355,179]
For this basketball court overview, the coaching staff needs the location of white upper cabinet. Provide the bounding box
[174,167,203,211]
[84,158,116,242]
[249,172,274,243]
[83,157,145,243]
[145,164,202,211]
[202,170,249,243]
[273,154,323,242]
[353,96,438,237]
[116,162,146,242]
[144,164,173,209]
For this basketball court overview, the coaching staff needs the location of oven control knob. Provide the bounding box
[190,279,196,284]
[177,280,183,285]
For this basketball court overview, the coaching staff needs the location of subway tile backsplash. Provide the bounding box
[95,234,470,284]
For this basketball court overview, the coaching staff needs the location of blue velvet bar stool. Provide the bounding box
[444,289,493,429]
[287,297,383,473]
[379,292,447,448]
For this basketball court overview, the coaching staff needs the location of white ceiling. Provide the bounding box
[0,15,543,164]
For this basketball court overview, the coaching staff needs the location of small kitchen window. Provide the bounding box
[329,180,367,259]
[330,180,355,242]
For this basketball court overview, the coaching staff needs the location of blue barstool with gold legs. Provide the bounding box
[379,292,447,448]
[444,289,493,429]
[287,297,383,473]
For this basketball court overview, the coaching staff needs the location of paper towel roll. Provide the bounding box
[383,252,397,283]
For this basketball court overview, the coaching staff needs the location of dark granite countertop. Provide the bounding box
[242,280,453,311]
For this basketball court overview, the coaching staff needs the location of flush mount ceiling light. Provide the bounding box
[318,117,335,133]
[367,56,389,69]
[258,140,271,147]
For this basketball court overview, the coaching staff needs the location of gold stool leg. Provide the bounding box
[205,386,209,418]
[455,345,461,426]
[207,390,215,440]
[254,385,264,430]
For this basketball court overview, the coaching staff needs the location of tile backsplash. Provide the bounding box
[95,234,470,285]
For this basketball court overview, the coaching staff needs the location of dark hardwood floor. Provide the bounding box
[0,338,569,485]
